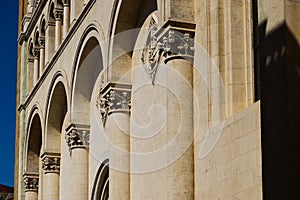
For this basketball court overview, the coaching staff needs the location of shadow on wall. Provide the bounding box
[257,18,300,199]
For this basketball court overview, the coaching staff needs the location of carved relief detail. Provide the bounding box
[65,124,90,154]
[41,153,60,174]
[23,173,39,192]
[142,19,195,84]
[96,83,132,126]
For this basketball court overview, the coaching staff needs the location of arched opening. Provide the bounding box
[46,82,67,153]
[72,36,103,124]
[107,0,157,83]
[43,81,67,200]
[26,114,42,174]
[92,161,109,200]
[24,113,43,199]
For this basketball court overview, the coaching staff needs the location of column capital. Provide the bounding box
[33,48,40,58]
[23,173,39,192]
[38,36,45,47]
[65,123,90,153]
[41,152,60,174]
[63,0,70,6]
[54,9,63,21]
[141,19,195,83]
[96,82,132,126]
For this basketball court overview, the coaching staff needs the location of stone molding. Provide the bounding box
[141,20,195,84]
[41,152,60,174]
[65,123,90,154]
[23,173,39,192]
[96,82,132,126]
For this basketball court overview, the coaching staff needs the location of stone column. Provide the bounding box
[23,173,39,200]
[38,37,45,76]
[27,56,34,92]
[96,83,131,200]
[65,124,90,200]
[33,48,40,85]
[54,9,63,50]
[45,21,55,64]
[165,58,194,200]
[133,21,195,199]
[63,0,70,38]
[41,153,60,200]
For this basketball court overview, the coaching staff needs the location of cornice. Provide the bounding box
[18,0,97,112]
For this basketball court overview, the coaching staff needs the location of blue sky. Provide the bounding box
[0,1,19,187]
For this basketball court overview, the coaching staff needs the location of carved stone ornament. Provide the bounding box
[23,173,39,192]
[32,48,40,58]
[27,0,34,14]
[54,9,63,21]
[65,123,90,154]
[96,83,132,127]
[141,20,195,84]
[41,153,60,174]
[38,36,45,47]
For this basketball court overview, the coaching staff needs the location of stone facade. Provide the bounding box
[15,0,300,200]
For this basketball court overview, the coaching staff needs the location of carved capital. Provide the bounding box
[23,173,38,192]
[32,48,40,58]
[63,0,70,6]
[65,123,90,153]
[54,9,63,21]
[142,20,195,83]
[38,36,45,47]
[96,83,132,126]
[41,153,60,174]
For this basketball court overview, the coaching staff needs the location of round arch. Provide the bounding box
[39,14,47,38]
[70,24,105,125]
[24,106,44,173]
[44,71,69,153]
[91,159,109,200]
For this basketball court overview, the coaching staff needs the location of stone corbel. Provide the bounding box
[141,20,195,84]
[41,152,60,174]
[96,83,132,127]
[23,173,39,192]
[65,123,90,154]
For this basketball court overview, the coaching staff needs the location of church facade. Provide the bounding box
[15,0,300,199]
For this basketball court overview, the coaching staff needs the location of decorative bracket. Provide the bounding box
[141,20,195,84]
[96,83,132,127]
[41,152,60,174]
[65,123,90,155]
[23,173,39,192]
